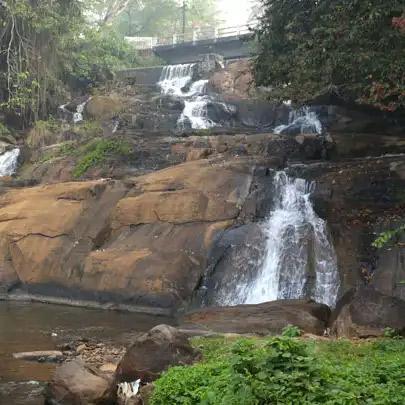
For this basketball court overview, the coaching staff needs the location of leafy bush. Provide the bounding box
[0,122,10,136]
[65,27,136,89]
[74,121,103,138]
[254,0,405,111]
[373,224,405,248]
[26,118,62,148]
[383,327,403,339]
[151,337,405,405]
[281,324,301,337]
[73,138,132,178]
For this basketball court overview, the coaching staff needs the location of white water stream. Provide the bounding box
[223,171,339,308]
[0,148,20,177]
[274,106,323,135]
[158,64,216,130]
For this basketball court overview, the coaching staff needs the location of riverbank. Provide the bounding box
[0,301,173,405]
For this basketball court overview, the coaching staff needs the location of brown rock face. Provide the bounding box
[331,288,405,337]
[0,158,260,311]
[209,60,254,100]
[85,95,125,120]
[181,300,331,335]
[45,359,110,405]
[0,180,126,293]
[115,325,200,383]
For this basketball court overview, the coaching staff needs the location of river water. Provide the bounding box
[0,301,172,404]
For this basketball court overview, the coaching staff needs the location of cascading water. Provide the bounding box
[218,171,339,308]
[0,148,20,177]
[158,64,216,130]
[73,100,87,123]
[159,64,196,96]
[274,106,322,135]
[58,99,89,124]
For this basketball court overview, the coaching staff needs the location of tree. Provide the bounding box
[0,0,84,125]
[254,0,405,111]
[0,0,135,126]
[113,0,219,38]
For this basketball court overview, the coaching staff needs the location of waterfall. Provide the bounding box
[158,64,216,130]
[0,148,20,177]
[73,101,87,123]
[220,171,339,308]
[58,99,90,124]
[274,106,322,135]
[159,64,196,96]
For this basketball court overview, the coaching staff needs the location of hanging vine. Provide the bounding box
[0,0,82,126]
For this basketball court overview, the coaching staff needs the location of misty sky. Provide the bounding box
[218,0,256,26]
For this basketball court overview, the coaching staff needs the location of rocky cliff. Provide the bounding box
[0,59,403,329]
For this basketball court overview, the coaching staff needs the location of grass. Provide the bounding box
[150,335,405,405]
[72,138,132,178]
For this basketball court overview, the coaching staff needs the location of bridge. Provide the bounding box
[127,23,257,65]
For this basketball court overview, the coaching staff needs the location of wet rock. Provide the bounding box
[331,287,405,337]
[13,350,64,363]
[195,224,266,307]
[115,325,201,384]
[182,300,331,335]
[182,300,330,335]
[45,359,110,405]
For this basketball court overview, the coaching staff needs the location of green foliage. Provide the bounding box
[151,337,405,405]
[74,121,104,138]
[64,27,135,88]
[281,324,302,337]
[383,327,403,339]
[73,138,131,177]
[33,118,60,134]
[254,0,405,111]
[0,0,84,125]
[0,122,10,136]
[372,224,405,248]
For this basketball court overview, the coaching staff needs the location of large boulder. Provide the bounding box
[0,158,263,312]
[45,359,110,405]
[115,325,200,384]
[209,60,254,100]
[331,287,405,337]
[0,180,127,294]
[85,95,125,121]
[181,300,331,335]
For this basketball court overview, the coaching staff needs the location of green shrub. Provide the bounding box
[151,337,405,405]
[0,122,10,135]
[281,324,302,337]
[73,138,131,178]
[383,327,403,339]
[27,118,61,148]
[373,224,405,248]
[74,121,103,138]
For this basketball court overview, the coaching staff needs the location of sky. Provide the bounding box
[217,0,256,27]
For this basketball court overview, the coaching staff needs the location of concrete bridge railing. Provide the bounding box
[126,22,257,51]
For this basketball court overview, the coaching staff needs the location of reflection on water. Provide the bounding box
[0,301,173,404]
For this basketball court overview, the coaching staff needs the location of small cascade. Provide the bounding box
[274,106,322,135]
[0,148,20,177]
[219,171,339,308]
[159,64,196,96]
[58,99,90,124]
[73,100,87,123]
[158,64,217,130]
